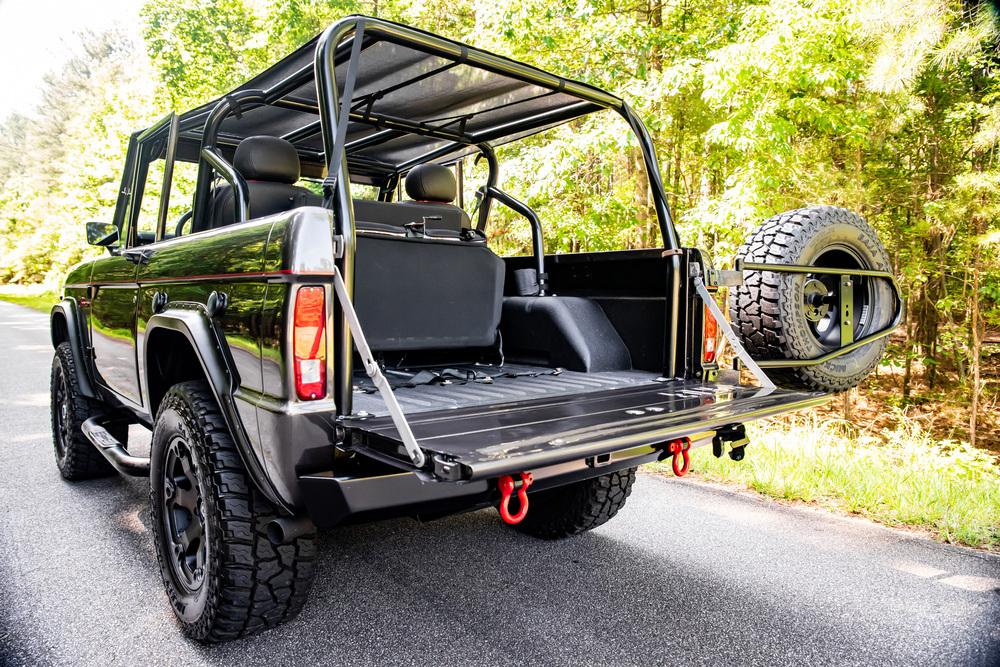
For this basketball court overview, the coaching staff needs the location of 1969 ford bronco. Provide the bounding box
[49,16,901,641]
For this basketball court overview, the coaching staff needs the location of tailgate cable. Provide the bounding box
[330,262,427,469]
[498,472,533,524]
[692,273,776,391]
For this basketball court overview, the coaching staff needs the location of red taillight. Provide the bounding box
[293,286,327,400]
[703,305,718,364]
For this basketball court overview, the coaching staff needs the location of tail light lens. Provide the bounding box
[703,305,719,364]
[293,286,327,400]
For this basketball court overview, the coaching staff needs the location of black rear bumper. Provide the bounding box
[299,441,663,527]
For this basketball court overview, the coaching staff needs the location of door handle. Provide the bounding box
[123,248,153,265]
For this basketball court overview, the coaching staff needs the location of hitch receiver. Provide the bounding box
[712,423,749,459]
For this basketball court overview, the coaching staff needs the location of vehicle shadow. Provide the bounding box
[51,468,988,666]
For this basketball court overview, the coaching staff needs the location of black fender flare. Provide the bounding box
[141,304,289,512]
[50,298,98,399]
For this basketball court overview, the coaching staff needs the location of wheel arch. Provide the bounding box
[50,298,97,399]
[143,306,289,511]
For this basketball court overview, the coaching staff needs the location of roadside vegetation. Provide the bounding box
[655,412,1000,550]
[0,2,996,538]
[0,286,58,313]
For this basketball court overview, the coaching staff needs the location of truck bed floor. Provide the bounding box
[351,364,660,417]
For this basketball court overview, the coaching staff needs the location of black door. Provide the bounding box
[89,115,176,408]
[89,255,142,404]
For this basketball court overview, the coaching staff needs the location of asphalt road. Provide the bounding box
[0,300,998,666]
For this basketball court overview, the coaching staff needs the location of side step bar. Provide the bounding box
[81,416,150,477]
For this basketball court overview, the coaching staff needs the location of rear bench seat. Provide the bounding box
[212,139,502,352]
[352,164,505,352]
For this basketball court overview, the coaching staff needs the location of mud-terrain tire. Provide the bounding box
[149,381,315,642]
[50,342,115,480]
[728,206,894,392]
[510,468,636,539]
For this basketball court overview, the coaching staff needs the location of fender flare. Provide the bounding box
[142,305,289,512]
[50,298,97,399]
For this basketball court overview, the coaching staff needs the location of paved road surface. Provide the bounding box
[0,301,997,666]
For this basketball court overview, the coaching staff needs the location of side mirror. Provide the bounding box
[86,222,119,249]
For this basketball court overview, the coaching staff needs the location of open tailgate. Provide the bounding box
[345,380,826,482]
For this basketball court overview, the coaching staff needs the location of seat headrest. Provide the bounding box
[234,136,300,184]
[405,163,457,203]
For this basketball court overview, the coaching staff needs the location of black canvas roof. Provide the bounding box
[172,17,622,178]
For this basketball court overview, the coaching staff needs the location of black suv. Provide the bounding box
[49,16,900,642]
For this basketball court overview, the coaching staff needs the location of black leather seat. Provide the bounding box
[353,163,472,232]
[211,136,320,228]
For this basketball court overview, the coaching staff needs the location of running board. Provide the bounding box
[81,416,150,477]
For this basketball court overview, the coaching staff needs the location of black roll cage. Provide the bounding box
[153,15,685,412]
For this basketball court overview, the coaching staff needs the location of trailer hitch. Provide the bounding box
[498,472,533,524]
[666,437,691,477]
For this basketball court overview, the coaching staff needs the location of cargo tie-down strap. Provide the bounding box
[354,365,564,394]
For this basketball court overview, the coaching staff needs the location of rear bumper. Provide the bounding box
[299,441,668,527]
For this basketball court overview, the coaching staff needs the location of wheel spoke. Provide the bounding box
[173,486,199,513]
[182,518,203,550]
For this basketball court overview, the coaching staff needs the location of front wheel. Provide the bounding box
[50,342,115,480]
[509,468,637,540]
[149,381,315,642]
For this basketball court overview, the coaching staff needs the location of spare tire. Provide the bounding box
[728,206,895,392]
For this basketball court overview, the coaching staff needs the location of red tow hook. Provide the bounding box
[498,472,533,524]
[668,437,692,477]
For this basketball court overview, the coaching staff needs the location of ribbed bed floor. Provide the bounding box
[351,364,661,416]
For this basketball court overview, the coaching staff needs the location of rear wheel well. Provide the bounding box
[146,329,207,417]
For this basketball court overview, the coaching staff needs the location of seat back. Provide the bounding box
[211,136,320,228]
[351,164,503,352]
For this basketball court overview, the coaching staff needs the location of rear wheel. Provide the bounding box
[728,206,894,392]
[50,342,115,480]
[510,468,636,540]
[149,381,315,642]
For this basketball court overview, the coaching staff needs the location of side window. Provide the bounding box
[129,152,198,243]
[133,156,165,245]
[165,160,198,238]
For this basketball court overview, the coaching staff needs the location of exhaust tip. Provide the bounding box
[266,517,315,545]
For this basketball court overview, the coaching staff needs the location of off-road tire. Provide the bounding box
[511,468,636,540]
[728,206,894,392]
[149,381,315,642]
[50,342,115,480]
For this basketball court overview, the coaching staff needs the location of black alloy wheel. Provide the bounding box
[160,435,208,593]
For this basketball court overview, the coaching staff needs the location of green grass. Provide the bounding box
[655,414,1000,550]
[0,286,59,313]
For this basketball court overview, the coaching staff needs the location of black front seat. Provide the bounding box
[211,135,320,228]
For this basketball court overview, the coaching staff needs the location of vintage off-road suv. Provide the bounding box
[49,16,900,641]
